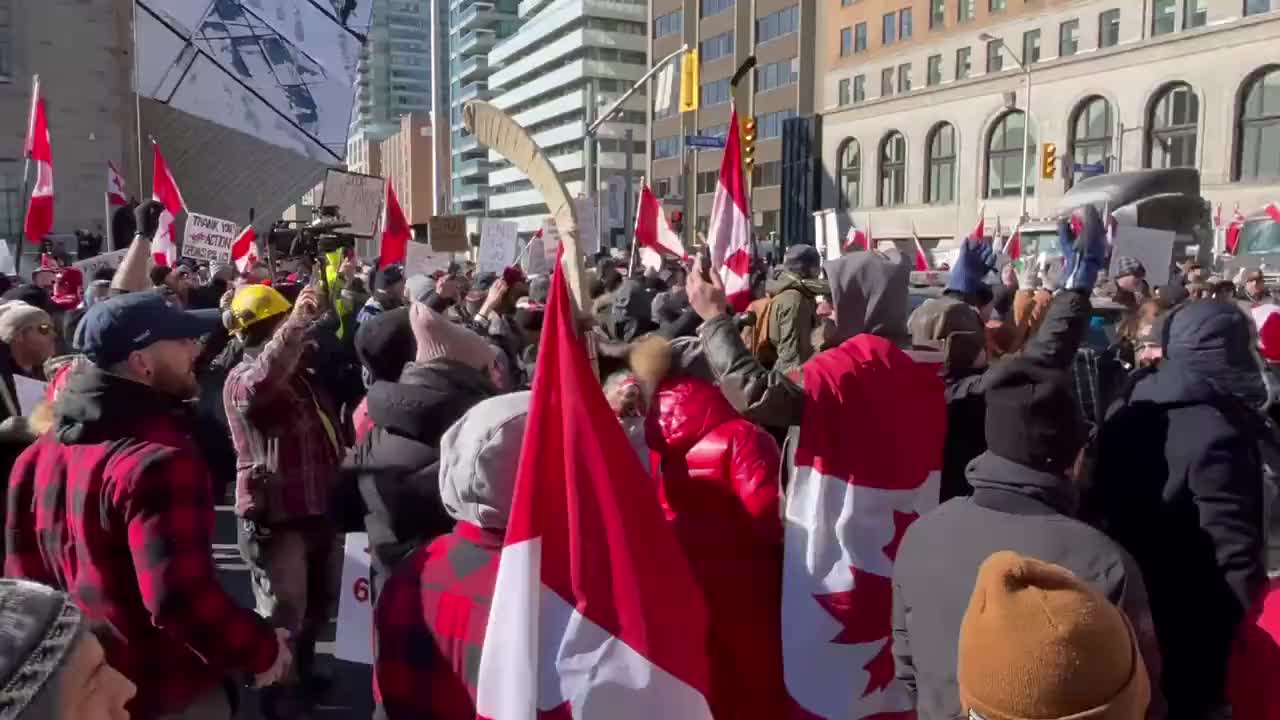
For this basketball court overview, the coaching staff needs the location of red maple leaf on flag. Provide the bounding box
[881,511,918,563]
[813,567,896,695]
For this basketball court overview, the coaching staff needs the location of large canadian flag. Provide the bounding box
[476,250,713,719]
[379,178,411,268]
[707,106,753,312]
[635,182,687,271]
[107,161,128,208]
[782,336,945,719]
[910,231,930,272]
[1265,201,1280,225]
[150,142,186,266]
[24,78,53,246]
[231,226,259,274]
[1225,204,1247,255]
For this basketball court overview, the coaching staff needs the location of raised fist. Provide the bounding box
[133,200,165,239]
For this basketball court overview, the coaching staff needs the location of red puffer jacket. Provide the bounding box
[646,375,785,720]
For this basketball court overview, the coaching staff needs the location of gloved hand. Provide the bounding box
[133,199,165,239]
[1059,206,1107,292]
[945,236,996,296]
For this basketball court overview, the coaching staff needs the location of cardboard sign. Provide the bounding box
[1110,226,1175,287]
[72,248,129,279]
[541,218,561,263]
[522,235,550,276]
[428,215,468,253]
[334,533,373,665]
[478,220,518,274]
[319,169,385,238]
[405,239,451,277]
[182,212,238,265]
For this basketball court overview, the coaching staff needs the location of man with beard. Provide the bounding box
[4,291,290,719]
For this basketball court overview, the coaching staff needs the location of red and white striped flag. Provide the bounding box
[635,181,687,271]
[1226,204,1246,255]
[707,105,753,312]
[911,230,930,271]
[379,178,411,268]
[843,218,870,252]
[1265,201,1280,225]
[231,226,259,275]
[23,77,53,246]
[782,335,945,718]
[150,141,186,266]
[107,161,128,208]
[476,249,713,719]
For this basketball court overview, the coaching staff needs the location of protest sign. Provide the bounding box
[575,195,600,256]
[13,376,46,417]
[334,533,373,664]
[522,234,551,276]
[405,239,451,276]
[319,169,384,238]
[478,220,518,274]
[1110,226,1175,287]
[541,218,561,264]
[182,212,238,265]
[429,215,469,252]
[72,248,129,279]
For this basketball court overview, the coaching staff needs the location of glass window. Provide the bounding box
[854,74,867,102]
[1023,29,1041,64]
[701,31,735,62]
[701,0,734,18]
[927,54,943,86]
[654,136,680,159]
[1238,68,1280,180]
[839,78,851,106]
[986,40,1003,73]
[956,46,972,80]
[1152,0,1176,35]
[758,109,796,138]
[1071,97,1114,182]
[752,161,782,187]
[700,78,731,106]
[881,67,895,97]
[930,0,945,29]
[654,10,682,38]
[1245,0,1272,16]
[986,111,1036,198]
[883,13,896,45]
[1059,19,1080,57]
[756,57,799,92]
[1099,9,1121,48]
[900,8,913,40]
[757,5,800,44]
[1184,0,1208,27]
[990,0,1007,11]
[879,132,907,206]
[927,123,957,204]
[696,171,718,194]
[958,0,976,22]
[841,27,853,56]
[855,23,868,52]
[843,0,855,5]
[839,139,861,210]
[898,63,912,93]
[1149,83,1199,168]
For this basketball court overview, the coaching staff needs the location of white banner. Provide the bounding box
[575,195,601,256]
[405,239,451,277]
[72,248,129,279]
[478,220,519,274]
[319,169,385,239]
[183,212,238,265]
[334,532,373,665]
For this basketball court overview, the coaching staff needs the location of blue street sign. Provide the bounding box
[1073,161,1106,175]
[686,135,727,150]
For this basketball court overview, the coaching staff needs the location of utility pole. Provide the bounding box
[623,128,634,248]
[583,78,597,240]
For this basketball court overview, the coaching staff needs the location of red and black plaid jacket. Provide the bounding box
[4,368,278,718]
[374,522,502,720]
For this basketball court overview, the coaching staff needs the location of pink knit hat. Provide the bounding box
[414,304,498,371]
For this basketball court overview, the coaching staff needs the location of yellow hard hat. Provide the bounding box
[226,284,292,334]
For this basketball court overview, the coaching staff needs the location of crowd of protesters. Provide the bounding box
[0,196,1276,720]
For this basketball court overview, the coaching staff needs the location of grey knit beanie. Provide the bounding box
[0,580,84,720]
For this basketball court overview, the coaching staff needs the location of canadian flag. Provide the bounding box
[635,182,687,271]
[379,178,411,268]
[844,218,871,252]
[1226,204,1246,255]
[970,203,986,240]
[707,106,753,312]
[476,249,714,719]
[150,142,186,266]
[1006,228,1022,261]
[107,161,128,208]
[231,226,259,275]
[1265,201,1280,225]
[911,231,930,271]
[23,77,53,246]
[783,336,945,718]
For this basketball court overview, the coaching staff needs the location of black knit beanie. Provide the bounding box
[983,358,1086,474]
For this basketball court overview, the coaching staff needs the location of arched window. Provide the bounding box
[985,111,1035,198]
[879,131,907,207]
[1070,96,1113,181]
[838,139,861,210]
[1238,67,1280,181]
[926,123,956,204]
[1147,83,1199,169]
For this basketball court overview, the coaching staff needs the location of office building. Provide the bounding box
[484,0,649,239]
[817,0,1280,250]
[648,0,819,243]
[449,0,519,216]
[353,0,434,139]
[380,112,437,224]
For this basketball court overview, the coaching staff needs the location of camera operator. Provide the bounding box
[222,283,344,717]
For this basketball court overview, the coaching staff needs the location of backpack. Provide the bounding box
[744,296,778,368]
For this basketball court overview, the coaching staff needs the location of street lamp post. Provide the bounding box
[980,33,1033,223]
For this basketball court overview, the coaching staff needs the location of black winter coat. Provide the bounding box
[1089,300,1268,718]
[335,360,496,593]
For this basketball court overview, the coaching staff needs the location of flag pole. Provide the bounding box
[132,0,145,191]
[628,176,644,276]
[16,74,40,279]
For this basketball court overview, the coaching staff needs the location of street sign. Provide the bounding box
[686,135,727,150]
[1072,161,1107,175]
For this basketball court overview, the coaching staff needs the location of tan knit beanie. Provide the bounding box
[958,551,1150,720]
[411,303,498,371]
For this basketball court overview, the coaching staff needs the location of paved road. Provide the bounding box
[213,506,373,719]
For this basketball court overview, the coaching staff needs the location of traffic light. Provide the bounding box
[679,49,699,113]
[1041,142,1058,180]
[741,116,757,175]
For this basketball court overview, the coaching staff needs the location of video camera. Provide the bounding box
[265,205,356,261]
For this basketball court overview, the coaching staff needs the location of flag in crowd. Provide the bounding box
[971,204,986,240]
[1226,204,1246,255]
[911,228,930,271]
[1266,201,1280,224]
[707,105,753,312]
[23,76,53,246]
[150,141,186,267]
[635,181,687,271]
[844,218,870,252]
[107,161,128,208]
[380,177,411,268]
[231,225,259,274]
